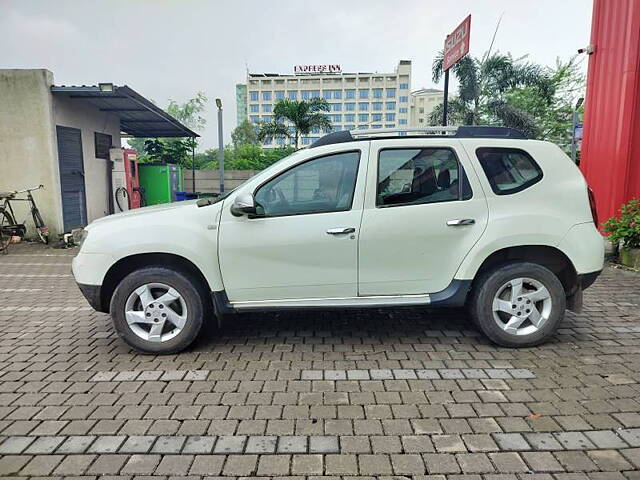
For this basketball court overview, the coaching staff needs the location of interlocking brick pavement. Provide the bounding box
[1,242,640,478]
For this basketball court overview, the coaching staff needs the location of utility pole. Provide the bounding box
[442,69,450,126]
[571,97,584,163]
[216,98,225,194]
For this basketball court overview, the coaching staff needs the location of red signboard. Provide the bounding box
[443,15,471,71]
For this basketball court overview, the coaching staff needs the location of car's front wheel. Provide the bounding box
[110,267,205,354]
[470,262,566,347]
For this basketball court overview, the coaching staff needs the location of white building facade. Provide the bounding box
[410,88,446,127]
[236,61,413,147]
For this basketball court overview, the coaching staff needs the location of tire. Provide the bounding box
[470,262,566,347]
[32,209,49,244]
[0,209,15,252]
[110,266,206,354]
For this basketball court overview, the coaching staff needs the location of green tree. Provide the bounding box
[429,53,556,138]
[258,98,331,148]
[231,119,259,148]
[128,92,208,167]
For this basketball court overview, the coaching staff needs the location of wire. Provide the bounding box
[115,187,130,212]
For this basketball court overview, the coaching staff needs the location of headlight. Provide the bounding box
[72,227,88,247]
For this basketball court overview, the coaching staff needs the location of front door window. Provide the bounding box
[254,151,360,217]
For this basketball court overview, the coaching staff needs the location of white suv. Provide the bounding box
[72,126,604,354]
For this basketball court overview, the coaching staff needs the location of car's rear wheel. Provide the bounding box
[110,267,205,354]
[470,262,566,347]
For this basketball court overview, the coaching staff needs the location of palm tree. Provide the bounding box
[258,98,332,148]
[429,52,555,138]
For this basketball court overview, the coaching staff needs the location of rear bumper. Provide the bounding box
[579,269,602,290]
[77,283,105,312]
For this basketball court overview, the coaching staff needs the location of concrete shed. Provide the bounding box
[0,69,197,238]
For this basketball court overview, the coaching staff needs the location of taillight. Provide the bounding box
[588,187,598,226]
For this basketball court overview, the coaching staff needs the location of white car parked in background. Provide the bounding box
[72,126,604,354]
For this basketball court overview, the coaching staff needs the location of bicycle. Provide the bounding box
[0,184,49,252]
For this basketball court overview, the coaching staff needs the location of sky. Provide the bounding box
[1,0,593,149]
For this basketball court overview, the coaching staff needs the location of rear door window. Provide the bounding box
[476,148,543,195]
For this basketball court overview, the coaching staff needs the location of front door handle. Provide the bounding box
[447,218,475,226]
[327,227,356,235]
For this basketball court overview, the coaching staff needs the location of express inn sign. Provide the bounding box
[294,64,342,74]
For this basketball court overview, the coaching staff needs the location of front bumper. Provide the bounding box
[77,283,104,312]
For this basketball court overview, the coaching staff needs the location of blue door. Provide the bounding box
[56,126,87,231]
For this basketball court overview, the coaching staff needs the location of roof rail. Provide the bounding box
[309,125,527,148]
[350,126,458,138]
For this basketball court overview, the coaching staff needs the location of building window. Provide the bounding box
[312,126,320,134]
[345,103,356,111]
[250,91,259,101]
[250,115,259,123]
[346,89,356,99]
[262,104,272,113]
[331,114,342,122]
[94,132,112,159]
[399,107,408,113]
[419,118,424,123]
[345,124,355,130]
[359,124,369,130]
[323,90,332,100]
[311,90,320,98]
[399,118,408,125]
[262,91,272,101]
[373,89,383,99]
[385,113,395,121]
[358,102,369,111]
[373,102,383,111]
[345,114,356,123]
[419,107,424,114]
[386,101,396,110]
[302,137,311,145]
[302,90,310,99]
[262,115,272,122]
[275,90,285,100]
[332,103,342,111]
[277,137,286,146]
[385,123,395,128]
[399,83,409,89]
[288,91,298,100]
[359,89,369,99]
[372,124,382,129]
[358,113,369,122]
[372,113,383,122]
[386,88,396,98]
[399,96,409,103]
[333,90,342,99]
[263,137,272,145]
[250,104,259,113]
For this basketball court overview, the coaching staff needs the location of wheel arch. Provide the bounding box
[100,252,213,313]
[468,245,578,298]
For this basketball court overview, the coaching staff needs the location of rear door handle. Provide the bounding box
[446,218,475,226]
[327,227,356,235]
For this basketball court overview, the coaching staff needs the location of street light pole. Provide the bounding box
[571,97,584,164]
[216,98,224,194]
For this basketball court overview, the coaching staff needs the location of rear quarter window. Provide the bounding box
[476,147,543,195]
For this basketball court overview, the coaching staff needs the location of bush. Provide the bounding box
[203,144,296,171]
[604,199,640,249]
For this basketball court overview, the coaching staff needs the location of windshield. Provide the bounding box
[211,149,305,203]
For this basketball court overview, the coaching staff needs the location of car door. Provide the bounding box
[358,138,488,295]
[218,146,367,303]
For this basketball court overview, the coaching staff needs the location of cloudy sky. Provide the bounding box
[2,0,593,149]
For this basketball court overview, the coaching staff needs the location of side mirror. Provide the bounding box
[230,192,257,217]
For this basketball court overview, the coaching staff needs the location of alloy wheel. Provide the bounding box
[124,282,188,342]
[491,277,553,336]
